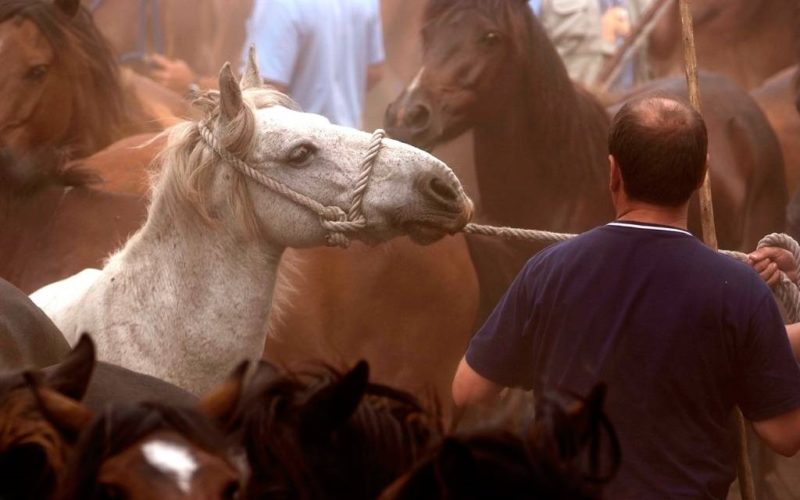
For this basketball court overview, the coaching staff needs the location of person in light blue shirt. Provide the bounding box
[243,0,385,129]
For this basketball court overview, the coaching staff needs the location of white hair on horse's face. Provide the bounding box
[141,439,199,494]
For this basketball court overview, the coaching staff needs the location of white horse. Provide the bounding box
[31,56,473,395]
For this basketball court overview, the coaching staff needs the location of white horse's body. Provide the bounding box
[33,61,472,394]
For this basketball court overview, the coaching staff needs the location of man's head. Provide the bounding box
[608,94,708,207]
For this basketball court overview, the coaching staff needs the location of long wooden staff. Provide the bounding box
[678,2,754,499]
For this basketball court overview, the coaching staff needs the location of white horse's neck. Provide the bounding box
[98,193,284,394]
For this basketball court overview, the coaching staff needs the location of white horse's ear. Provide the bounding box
[54,0,81,18]
[219,62,243,121]
[240,45,263,90]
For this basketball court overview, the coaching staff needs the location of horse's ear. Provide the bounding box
[240,45,263,90]
[198,361,249,424]
[24,372,93,438]
[43,334,95,401]
[54,0,81,18]
[219,62,244,121]
[299,360,369,439]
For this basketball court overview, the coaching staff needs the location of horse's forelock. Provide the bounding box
[60,402,231,499]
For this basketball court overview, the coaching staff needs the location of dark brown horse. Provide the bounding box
[0,0,185,161]
[386,0,786,323]
[380,384,619,500]
[1,332,196,499]
[228,360,442,499]
[0,149,146,293]
[28,355,241,500]
[648,0,796,90]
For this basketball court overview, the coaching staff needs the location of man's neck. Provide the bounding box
[615,202,689,230]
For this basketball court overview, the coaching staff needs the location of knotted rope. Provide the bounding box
[197,121,385,248]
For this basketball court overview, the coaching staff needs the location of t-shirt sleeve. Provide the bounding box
[737,291,800,421]
[366,0,385,65]
[465,260,538,390]
[247,0,299,86]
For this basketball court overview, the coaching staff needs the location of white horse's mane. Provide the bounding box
[150,87,299,238]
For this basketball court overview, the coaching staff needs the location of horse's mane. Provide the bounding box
[0,148,100,195]
[0,0,127,157]
[233,361,442,499]
[56,401,231,500]
[151,88,298,238]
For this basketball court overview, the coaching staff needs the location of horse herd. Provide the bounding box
[2,0,800,497]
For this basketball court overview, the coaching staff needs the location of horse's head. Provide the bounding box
[385,0,535,149]
[162,51,473,248]
[0,334,94,499]
[0,0,123,159]
[233,360,440,499]
[30,358,248,500]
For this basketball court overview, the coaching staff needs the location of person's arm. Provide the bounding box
[738,289,800,455]
[452,257,540,408]
[452,358,503,407]
[366,63,384,91]
[752,408,800,456]
[365,0,385,92]
[787,323,800,360]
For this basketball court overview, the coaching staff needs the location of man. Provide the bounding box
[530,0,650,89]
[242,0,385,129]
[453,95,800,498]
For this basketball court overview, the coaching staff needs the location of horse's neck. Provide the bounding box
[107,205,282,349]
[472,82,611,231]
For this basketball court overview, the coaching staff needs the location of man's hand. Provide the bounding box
[601,6,631,43]
[148,53,195,93]
[748,247,799,287]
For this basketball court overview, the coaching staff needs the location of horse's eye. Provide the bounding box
[222,480,241,500]
[25,64,49,82]
[97,484,127,500]
[287,144,316,166]
[480,31,501,46]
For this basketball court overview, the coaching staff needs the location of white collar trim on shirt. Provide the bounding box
[607,221,693,236]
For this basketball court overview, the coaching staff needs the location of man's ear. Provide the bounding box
[608,155,621,193]
[696,154,710,189]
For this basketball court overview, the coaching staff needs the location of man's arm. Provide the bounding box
[366,63,384,91]
[452,357,503,407]
[753,409,800,456]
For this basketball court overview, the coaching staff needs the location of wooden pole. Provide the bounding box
[595,0,674,92]
[678,2,753,499]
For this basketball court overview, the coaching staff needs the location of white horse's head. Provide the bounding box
[159,51,473,249]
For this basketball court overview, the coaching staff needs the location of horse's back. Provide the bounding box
[29,268,102,344]
[78,362,197,410]
[0,278,70,371]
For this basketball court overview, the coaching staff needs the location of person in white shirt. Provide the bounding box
[242,0,385,129]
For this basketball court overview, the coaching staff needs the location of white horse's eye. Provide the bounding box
[287,144,316,166]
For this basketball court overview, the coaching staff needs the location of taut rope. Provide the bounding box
[198,120,800,323]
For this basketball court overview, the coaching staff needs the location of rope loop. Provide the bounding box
[197,121,385,248]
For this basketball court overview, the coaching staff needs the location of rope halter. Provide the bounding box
[197,121,386,248]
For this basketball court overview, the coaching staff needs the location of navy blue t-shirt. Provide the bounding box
[466,221,800,499]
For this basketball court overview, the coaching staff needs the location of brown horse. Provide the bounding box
[387,0,786,249]
[229,360,442,499]
[753,68,800,196]
[0,150,146,293]
[28,349,242,500]
[0,0,186,161]
[0,332,196,499]
[648,0,796,90]
[380,384,619,500]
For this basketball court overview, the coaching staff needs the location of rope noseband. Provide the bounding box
[197,121,385,248]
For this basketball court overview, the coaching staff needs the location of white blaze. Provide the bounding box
[142,440,198,494]
[407,66,426,93]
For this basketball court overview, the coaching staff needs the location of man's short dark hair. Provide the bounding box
[608,94,708,206]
